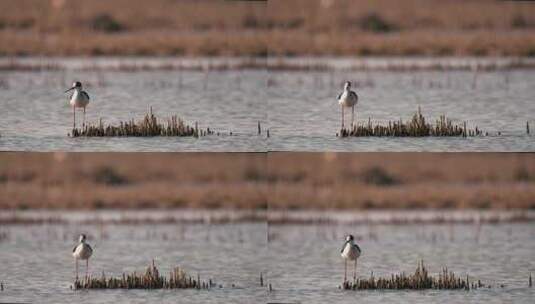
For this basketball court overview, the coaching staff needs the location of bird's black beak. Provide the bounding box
[64,87,74,93]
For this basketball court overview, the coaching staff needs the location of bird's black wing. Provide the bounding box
[337,92,342,100]
[349,91,358,100]
[73,244,78,253]
[81,91,90,100]
[354,243,361,253]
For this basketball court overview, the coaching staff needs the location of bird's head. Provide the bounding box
[65,81,82,93]
[344,81,351,90]
[79,234,87,243]
[345,234,354,242]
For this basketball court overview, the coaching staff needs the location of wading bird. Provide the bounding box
[65,81,90,129]
[337,81,358,129]
[341,234,361,282]
[73,234,93,279]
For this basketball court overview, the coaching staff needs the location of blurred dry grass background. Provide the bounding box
[0,153,267,209]
[268,153,535,209]
[0,0,268,56]
[1,152,534,210]
[0,0,534,56]
[268,0,535,56]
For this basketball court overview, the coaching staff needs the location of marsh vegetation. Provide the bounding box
[74,261,213,290]
[343,261,479,290]
[1,153,534,210]
[339,108,482,137]
[70,108,211,138]
[1,0,534,56]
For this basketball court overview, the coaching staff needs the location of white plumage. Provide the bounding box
[341,241,361,260]
[65,81,90,128]
[337,81,359,129]
[73,242,93,260]
[73,234,93,279]
[341,234,361,282]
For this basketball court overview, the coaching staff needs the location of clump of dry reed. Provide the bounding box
[340,107,482,137]
[70,108,213,137]
[74,260,213,290]
[343,261,481,290]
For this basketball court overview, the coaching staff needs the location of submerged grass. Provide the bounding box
[339,108,483,137]
[74,260,213,290]
[343,261,481,290]
[70,108,213,137]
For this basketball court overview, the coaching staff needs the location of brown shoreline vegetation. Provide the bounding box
[268,153,535,210]
[342,261,483,290]
[74,260,214,290]
[0,0,534,57]
[339,108,483,137]
[1,153,535,210]
[0,153,267,210]
[70,109,212,138]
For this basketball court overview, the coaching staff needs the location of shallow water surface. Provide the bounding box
[0,222,268,304]
[0,210,533,303]
[0,67,267,151]
[1,58,534,151]
[268,68,535,151]
[267,222,535,304]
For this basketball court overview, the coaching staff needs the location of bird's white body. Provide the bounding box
[341,241,361,260]
[69,88,90,109]
[338,89,358,108]
[341,235,361,282]
[65,81,90,128]
[72,234,93,279]
[73,242,93,260]
[337,81,359,128]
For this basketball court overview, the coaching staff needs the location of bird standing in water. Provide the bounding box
[337,81,359,129]
[341,234,361,282]
[65,81,90,129]
[72,234,93,279]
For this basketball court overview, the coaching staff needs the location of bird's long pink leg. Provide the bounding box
[75,258,78,280]
[83,107,86,127]
[341,106,345,129]
[354,258,357,281]
[86,259,89,279]
[344,259,347,282]
[73,106,76,129]
[351,105,355,128]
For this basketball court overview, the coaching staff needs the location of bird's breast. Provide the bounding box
[73,244,93,259]
[338,91,357,107]
[341,244,360,260]
[70,91,90,107]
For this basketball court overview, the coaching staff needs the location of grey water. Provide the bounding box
[1,57,534,151]
[1,210,533,303]
[0,67,267,151]
[267,222,535,304]
[268,69,535,151]
[0,221,268,304]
